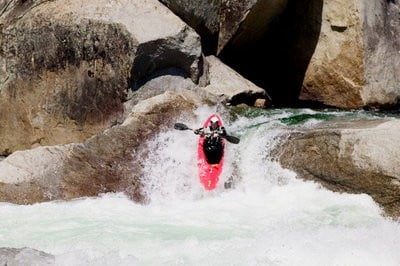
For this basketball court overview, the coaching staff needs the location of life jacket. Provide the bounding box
[203,126,225,164]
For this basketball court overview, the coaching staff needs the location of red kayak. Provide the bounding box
[197,114,225,190]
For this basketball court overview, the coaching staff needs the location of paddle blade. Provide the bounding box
[224,135,240,144]
[174,123,190,131]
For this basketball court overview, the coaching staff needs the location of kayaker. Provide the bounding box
[174,116,239,189]
[193,117,226,138]
[194,117,226,164]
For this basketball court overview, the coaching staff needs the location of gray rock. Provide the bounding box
[125,67,198,111]
[0,0,202,155]
[0,144,74,203]
[159,0,221,38]
[158,0,288,54]
[299,0,400,108]
[0,247,55,266]
[0,90,202,204]
[201,55,271,107]
[126,55,271,110]
[218,0,288,53]
[273,119,400,217]
[361,0,400,106]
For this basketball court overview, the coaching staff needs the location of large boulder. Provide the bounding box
[0,0,202,155]
[217,0,399,109]
[158,0,221,52]
[158,0,399,109]
[127,55,272,108]
[300,0,400,108]
[274,119,400,217]
[218,0,288,54]
[201,55,271,107]
[0,90,201,204]
[125,67,199,109]
[158,0,288,54]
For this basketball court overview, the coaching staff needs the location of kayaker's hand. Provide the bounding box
[220,127,227,136]
[194,129,200,135]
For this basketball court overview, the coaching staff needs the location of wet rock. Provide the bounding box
[0,0,202,155]
[0,144,74,203]
[274,119,400,217]
[0,90,201,204]
[0,247,55,265]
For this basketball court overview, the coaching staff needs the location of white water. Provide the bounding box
[1,107,400,265]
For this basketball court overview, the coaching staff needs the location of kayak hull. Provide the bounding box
[197,114,224,190]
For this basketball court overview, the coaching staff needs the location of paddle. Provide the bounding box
[174,123,191,131]
[174,123,240,144]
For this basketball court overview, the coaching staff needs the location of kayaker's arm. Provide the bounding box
[196,127,227,138]
[174,122,239,143]
[194,127,205,136]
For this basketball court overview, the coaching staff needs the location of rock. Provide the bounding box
[300,0,400,108]
[0,144,74,203]
[159,0,221,52]
[274,119,400,217]
[201,55,271,107]
[158,0,288,54]
[0,0,202,155]
[0,247,55,265]
[218,0,288,54]
[159,0,399,109]
[125,67,198,111]
[0,90,201,204]
[58,91,198,202]
[361,0,400,107]
[126,55,271,109]
[254,98,267,108]
[218,0,399,109]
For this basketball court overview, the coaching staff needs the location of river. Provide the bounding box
[1,106,400,265]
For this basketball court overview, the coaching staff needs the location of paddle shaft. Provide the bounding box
[174,123,240,144]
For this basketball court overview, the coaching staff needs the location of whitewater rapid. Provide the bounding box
[1,106,400,265]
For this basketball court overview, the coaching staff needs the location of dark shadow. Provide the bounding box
[193,26,219,55]
[219,0,324,107]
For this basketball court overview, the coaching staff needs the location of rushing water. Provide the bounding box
[1,106,400,265]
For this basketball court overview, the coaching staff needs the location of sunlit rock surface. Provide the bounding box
[0,0,202,155]
[0,91,201,204]
[300,0,400,108]
[275,119,400,217]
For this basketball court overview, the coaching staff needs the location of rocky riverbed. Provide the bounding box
[0,0,399,220]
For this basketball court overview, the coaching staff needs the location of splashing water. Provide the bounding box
[1,107,400,265]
